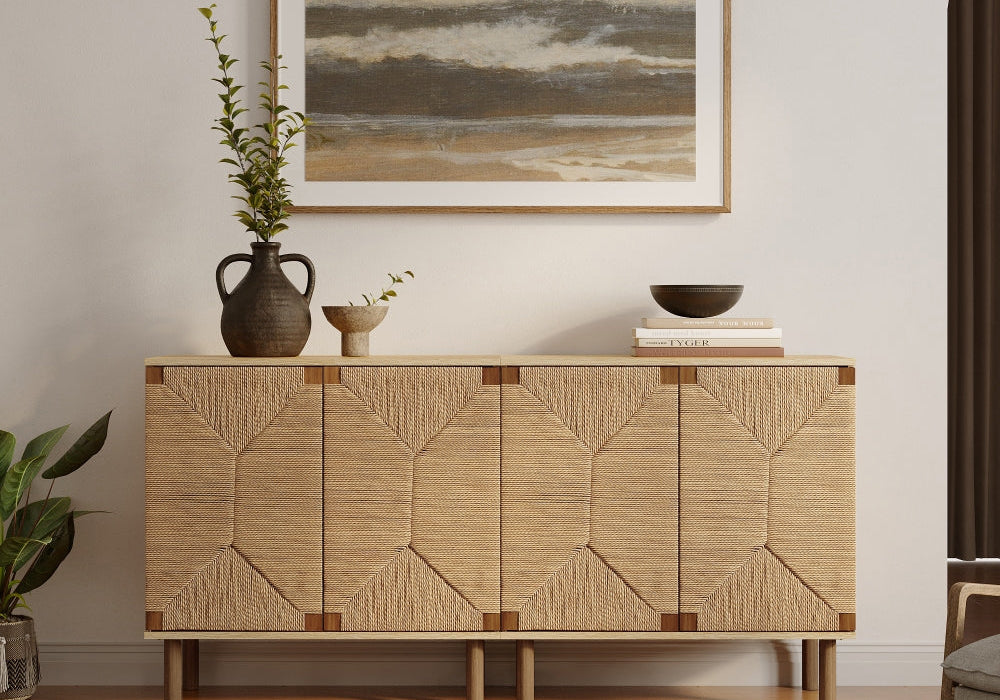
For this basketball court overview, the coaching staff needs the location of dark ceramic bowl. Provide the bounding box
[649,285,744,318]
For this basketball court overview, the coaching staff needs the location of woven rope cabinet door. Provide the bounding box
[500,366,679,633]
[678,366,855,634]
[323,366,500,633]
[145,366,323,633]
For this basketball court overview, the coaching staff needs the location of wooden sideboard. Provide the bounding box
[145,355,855,700]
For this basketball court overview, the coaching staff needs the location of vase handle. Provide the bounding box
[216,253,252,303]
[280,253,316,304]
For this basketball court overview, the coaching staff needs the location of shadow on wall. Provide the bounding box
[516,306,648,355]
[773,641,795,687]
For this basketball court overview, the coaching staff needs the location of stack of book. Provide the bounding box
[632,317,784,357]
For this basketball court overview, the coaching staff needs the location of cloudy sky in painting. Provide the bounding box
[306,20,695,72]
[304,0,695,118]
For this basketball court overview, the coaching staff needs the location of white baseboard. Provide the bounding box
[37,640,943,687]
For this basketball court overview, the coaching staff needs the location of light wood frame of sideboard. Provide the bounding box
[145,355,856,700]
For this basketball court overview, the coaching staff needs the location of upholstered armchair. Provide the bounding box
[943,582,1000,700]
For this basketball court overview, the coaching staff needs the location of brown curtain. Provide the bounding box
[949,0,1000,559]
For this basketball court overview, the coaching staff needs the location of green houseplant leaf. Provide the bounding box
[8,498,71,540]
[353,271,416,307]
[0,457,45,522]
[0,412,109,619]
[21,425,68,463]
[0,536,51,571]
[199,7,308,242]
[0,432,14,486]
[15,515,75,596]
[42,411,111,479]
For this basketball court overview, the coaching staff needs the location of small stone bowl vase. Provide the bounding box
[322,305,388,357]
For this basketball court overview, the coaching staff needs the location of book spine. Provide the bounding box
[631,347,786,358]
[633,328,783,339]
[635,338,783,348]
[642,317,775,329]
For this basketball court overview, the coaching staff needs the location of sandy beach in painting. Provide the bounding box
[304,0,696,182]
[306,115,695,181]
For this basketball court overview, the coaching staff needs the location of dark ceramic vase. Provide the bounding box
[216,241,315,357]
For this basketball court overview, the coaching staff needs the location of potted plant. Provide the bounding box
[200,5,315,357]
[0,412,110,699]
[323,271,415,356]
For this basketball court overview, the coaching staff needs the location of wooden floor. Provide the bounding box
[28,687,939,700]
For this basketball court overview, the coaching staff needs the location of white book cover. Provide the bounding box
[642,317,774,329]
[634,338,783,347]
[633,328,783,339]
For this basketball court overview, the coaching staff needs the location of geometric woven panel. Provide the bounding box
[519,367,661,454]
[519,546,660,631]
[325,367,499,630]
[341,546,482,631]
[162,366,306,454]
[502,368,678,630]
[768,386,856,613]
[162,547,305,631]
[698,546,839,632]
[696,367,839,455]
[323,383,412,614]
[145,367,322,630]
[341,366,483,453]
[680,367,855,631]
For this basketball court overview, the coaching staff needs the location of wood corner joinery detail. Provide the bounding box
[323,367,341,385]
[304,614,324,631]
[501,611,520,631]
[839,613,856,631]
[501,367,520,385]
[838,367,855,385]
[679,613,698,631]
[323,613,342,631]
[660,614,680,632]
[659,367,679,385]
[482,367,501,386]
[145,366,164,385]
[303,367,324,385]
[145,611,163,631]
[483,613,501,631]
[679,367,698,384]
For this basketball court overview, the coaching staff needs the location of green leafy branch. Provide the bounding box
[200,5,308,242]
[0,412,111,620]
[352,271,415,306]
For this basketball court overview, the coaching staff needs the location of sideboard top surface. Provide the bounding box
[146,354,854,367]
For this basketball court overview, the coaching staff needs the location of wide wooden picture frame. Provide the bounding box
[273,0,730,213]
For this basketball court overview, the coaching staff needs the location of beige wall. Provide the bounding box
[0,0,946,686]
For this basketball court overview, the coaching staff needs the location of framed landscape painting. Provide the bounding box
[273,0,730,212]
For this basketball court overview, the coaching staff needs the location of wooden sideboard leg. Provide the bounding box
[819,639,837,700]
[803,639,819,690]
[516,640,535,700]
[163,640,182,700]
[466,640,485,700]
[182,639,199,691]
